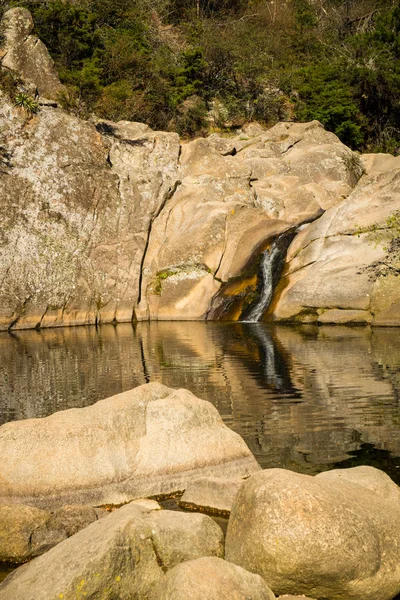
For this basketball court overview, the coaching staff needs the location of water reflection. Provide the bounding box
[1,323,400,482]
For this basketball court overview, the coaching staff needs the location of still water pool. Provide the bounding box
[1,321,400,483]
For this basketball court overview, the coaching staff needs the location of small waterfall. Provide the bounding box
[243,235,291,323]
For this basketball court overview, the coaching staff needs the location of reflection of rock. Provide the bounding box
[0,325,148,425]
[273,326,400,462]
[0,382,259,507]
[226,467,400,600]
[1,323,400,483]
[0,503,224,600]
[0,8,65,99]
[149,556,276,600]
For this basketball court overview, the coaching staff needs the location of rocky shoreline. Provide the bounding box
[0,382,399,599]
[1,7,400,330]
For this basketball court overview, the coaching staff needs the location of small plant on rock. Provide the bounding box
[14,93,39,116]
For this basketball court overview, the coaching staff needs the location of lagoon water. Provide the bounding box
[1,322,400,483]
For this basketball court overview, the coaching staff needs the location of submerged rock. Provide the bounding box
[148,556,276,600]
[0,383,259,507]
[225,467,400,600]
[0,502,224,600]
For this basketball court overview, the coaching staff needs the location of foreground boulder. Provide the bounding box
[0,383,259,507]
[225,467,400,600]
[0,504,107,563]
[0,502,223,599]
[149,556,276,600]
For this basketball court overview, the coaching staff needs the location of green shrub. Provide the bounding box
[14,92,39,115]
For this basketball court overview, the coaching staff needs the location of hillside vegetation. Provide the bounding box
[1,0,399,151]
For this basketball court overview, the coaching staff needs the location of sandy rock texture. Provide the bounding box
[0,92,180,330]
[0,504,107,563]
[0,502,224,600]
[149,556,276,600]
[0,382,259,507]
[272,157,400,325]
[136,120,359,321]
[179,476,244,515]
[225,466,400,600]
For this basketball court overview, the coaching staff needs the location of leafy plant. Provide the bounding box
[14,93,39,115]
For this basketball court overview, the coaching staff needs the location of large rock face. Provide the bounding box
[0,94,179,330]
[0,8,65,99]
[0,502,224,600]
[271,157,400,325]
[225,467,400,600]
[136,121,359,321]
[1,6,399,327]
[0,382,259,507]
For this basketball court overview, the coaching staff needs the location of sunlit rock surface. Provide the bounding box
[271,162,400,325]
[0,8,65,99]
[225,467,400,600]
[0,502,224,600]
[0,503,107,563]
[0,6,399,326]
[148,556,276,600]
[0,382,259,507]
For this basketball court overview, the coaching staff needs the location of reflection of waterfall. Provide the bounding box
[246,323,283,389]
[244,239,283,322]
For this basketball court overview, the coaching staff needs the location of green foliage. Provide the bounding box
[14,92,39,115]
[1,0,398,145]
[358,211,400,278]
[294,65,365,148]
[361,211,400,252]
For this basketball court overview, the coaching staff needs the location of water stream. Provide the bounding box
[244,239,282,322]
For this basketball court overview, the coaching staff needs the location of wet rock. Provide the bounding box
[225,468,400,600]
[0,503,225,600]
[0,383,260,507]
[149,556,276,600]
[0,8,65,99]
[179,477,244,515]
